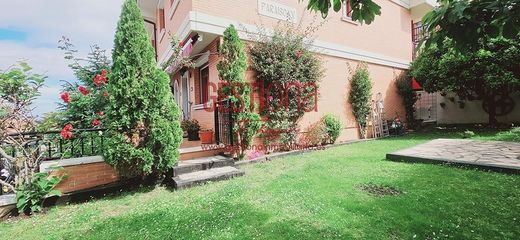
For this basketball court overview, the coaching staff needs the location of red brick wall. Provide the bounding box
[52,162,119,194]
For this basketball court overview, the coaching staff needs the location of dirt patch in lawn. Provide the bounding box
[357,183,402,197]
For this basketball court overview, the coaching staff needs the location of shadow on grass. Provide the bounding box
[77,200,351,240]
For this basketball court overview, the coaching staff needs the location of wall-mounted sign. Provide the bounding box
[258,0,297,23]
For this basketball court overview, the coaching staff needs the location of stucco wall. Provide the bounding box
[436,92,520,124]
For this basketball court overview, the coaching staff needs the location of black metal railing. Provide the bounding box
[214,99,233,145]
[3,128,107,162]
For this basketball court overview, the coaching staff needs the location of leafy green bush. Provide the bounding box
[104,0,183,176]
[181,119,200,132]
[460,130,476,139]
[15,169,66,214]
[348,64,372,136]
[250,25,322,148]
[395,72,418,129]
[322,114,342,143]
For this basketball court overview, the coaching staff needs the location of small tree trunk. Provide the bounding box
[487,93,498,126]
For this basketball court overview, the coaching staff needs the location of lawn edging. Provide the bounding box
[235,139,374,167]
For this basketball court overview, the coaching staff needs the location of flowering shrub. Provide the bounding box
[250,25,323,149]
[301,120,328,147]
[58,36,111,130]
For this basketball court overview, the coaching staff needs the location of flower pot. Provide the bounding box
[199,130,213,144]
[187,130,200,141]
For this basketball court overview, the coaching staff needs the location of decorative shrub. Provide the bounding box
[250,25,323,148]
[394,72,418,129]
[104,0,183,177]
[217,25,261,159]
[302,121,328,147]
[348,63,372,137]
[322,114,342,143]
[181,119,200,132]
[15,169,66,214]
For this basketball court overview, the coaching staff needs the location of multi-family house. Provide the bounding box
[137,0,437,154]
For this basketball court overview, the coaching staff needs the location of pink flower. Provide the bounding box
[103,91,109,97]
[60,92,71,103]
[78,86,89,96]
[98,111,104,117]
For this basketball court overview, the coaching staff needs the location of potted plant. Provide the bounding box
[199,128,214,144]
[181,119,200,141]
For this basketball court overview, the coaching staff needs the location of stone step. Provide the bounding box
[173,166,244,189]
[173,155,234,176]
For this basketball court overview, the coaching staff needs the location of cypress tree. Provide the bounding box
[104,0,183,176]
[217,25,261,159]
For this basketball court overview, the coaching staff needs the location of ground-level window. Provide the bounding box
[199,65,209,104]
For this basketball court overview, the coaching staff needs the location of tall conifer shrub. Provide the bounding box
[104,0,183,176]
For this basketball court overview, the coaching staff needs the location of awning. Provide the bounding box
[412,77,423,91]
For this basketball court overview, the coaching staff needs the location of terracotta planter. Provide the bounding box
[199,130,213,144]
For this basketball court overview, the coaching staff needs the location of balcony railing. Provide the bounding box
[2,128,107,162]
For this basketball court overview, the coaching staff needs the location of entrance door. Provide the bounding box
[181,71,190,119]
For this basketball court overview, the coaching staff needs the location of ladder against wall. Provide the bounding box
[371,93,390,139]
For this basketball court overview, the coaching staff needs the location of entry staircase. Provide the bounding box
[172,155,244,189]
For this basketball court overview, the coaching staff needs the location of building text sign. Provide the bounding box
[258,0,297,23]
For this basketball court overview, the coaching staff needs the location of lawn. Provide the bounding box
[2,128,520,239]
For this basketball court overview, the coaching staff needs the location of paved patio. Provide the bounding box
[387,139,520,172]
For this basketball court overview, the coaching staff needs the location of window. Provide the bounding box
[159,9,165,30]
[344,0,352,18]
[199,65,209,104]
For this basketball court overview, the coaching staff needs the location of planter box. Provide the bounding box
[0,194,16,218]
[40,156,120,194]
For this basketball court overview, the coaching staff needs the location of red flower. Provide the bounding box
[98,111,104,116]
[78,86,89,96]
[103,91,109,97]
[60,124,73,139]
[92,119,101,127]
[93,70,108,86]
[60,92,71,103]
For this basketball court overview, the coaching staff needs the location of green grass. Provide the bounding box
[2,128,520,239]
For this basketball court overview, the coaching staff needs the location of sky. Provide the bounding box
[0,0,125,118]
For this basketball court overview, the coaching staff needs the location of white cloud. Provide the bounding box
[0,0,125,117]
[0,0,124,50]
